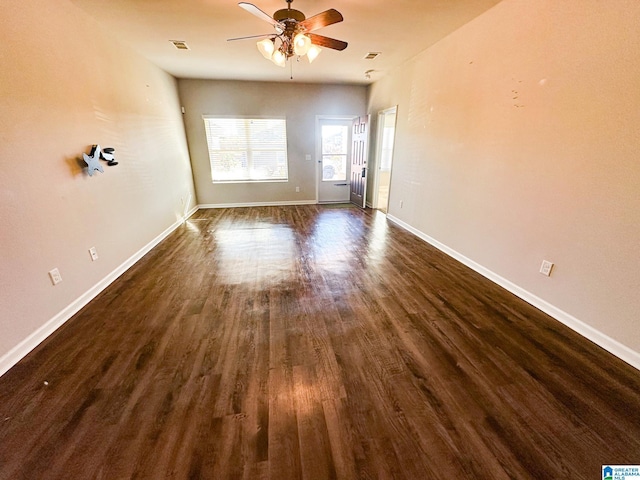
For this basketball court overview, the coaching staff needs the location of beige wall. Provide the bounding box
[368,0,640,356]
[178,79,367,205]
[0,1,195,361]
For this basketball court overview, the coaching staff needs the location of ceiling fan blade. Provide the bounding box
[227,33,273,41]
[299,9,343,32]
[308,33,348,51]
[238,2,284,30]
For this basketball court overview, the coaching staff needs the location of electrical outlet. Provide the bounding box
[89,247,99,261]
[539,260,554,276]
[49,268,62,285]
[400,200,404,208]
[305,154,311,161]
[295,186,300,193]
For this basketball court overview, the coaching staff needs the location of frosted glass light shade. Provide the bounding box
[257,38,275,59]
[272,49,286,67]
[307,44,321,63]
[293,33,311,56]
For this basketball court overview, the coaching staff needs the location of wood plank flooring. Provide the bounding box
[1,205,639,479]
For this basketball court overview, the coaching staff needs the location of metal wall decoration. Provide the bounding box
[83,144,118,176]
[83,145,104,176]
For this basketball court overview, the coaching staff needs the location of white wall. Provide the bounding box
[0,0,196,368]
[178,79,367,206]
[368,0,640,363]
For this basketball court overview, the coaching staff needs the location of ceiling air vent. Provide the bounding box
[170,40,190,50]
[364,52,381,60]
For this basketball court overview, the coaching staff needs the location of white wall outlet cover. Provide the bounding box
[89,247,99,261]
[49,268,62,285]
[540,260,554,276]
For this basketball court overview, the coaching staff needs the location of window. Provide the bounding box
[203,117,288,182]
[321,124,349,181]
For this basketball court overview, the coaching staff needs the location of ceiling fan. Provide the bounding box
[229,0,348,67]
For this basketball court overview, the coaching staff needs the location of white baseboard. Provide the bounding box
[0,212,196,378]
[199,200,317,209]
[183,205,199,221]
[6,207,636,377]
[386,214,640,371]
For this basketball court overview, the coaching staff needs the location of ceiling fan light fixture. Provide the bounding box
[272,49,287,67]
[233,1,346,71]
[256,38,275,59]
[306,44,321,63]
[293,33,311,56]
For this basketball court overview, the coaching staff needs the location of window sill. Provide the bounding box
[212,179,289,184]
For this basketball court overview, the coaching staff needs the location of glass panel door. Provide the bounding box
[317,118,353,203]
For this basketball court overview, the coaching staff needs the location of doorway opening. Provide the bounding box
[373,106,397,213]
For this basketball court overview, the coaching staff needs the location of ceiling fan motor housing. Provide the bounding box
[273,8,305,22]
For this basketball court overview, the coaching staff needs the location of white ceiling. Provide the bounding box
[70,0,502,85]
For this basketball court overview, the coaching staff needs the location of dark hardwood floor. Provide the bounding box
[1,205,639,479]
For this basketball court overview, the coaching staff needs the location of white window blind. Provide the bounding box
[203,117,288,182]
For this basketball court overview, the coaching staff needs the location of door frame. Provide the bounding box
[372,106,398,213]
[315,115,358,203]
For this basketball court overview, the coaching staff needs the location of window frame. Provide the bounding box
[203,115,289,184]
